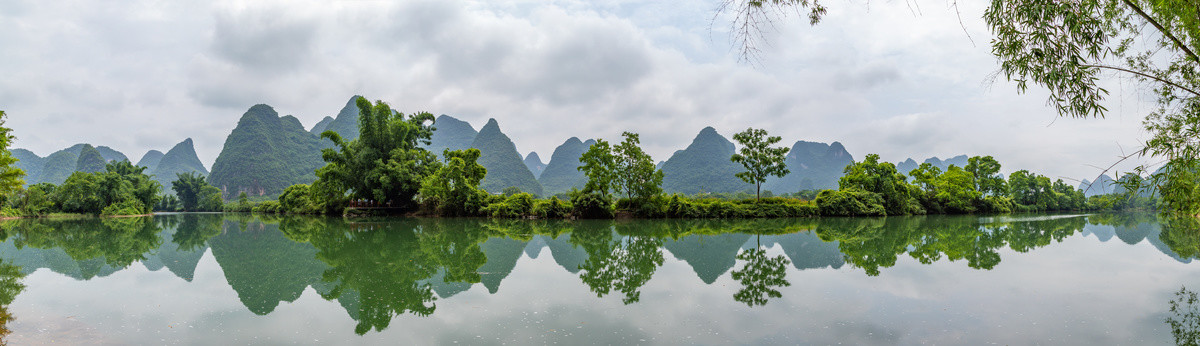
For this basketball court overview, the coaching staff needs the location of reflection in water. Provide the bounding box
[1167,286,1200,346]
[0,213,1196,338]
[0,260,25,345]
[731,236,790,307]
[574,223,664,304]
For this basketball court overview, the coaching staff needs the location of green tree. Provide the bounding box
[578,133,664,203]
[419,149,489,216]
[317,98,438,210]
[613,132,663,201]
[840,154,922,215]
[172,172,210,212]
[0,111,23,197]
[731,128,790,202]
[935,165,981,213]
[965,156,1005,196]
[578,139,616,197]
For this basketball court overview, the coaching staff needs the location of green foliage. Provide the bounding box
[419,148,490,216]
[101,199,145,217]
[253,200,281,214]
[839,154,922,215]
[1166,286,1200,346]
[965,156,1005,196]
[731,128,790,201]
[531,197,573,218]
[578,139,616,196]
[571,190,615,219]
[5,183,55,216]
[316,98,439,210]
[731,246,791,306]
[279,184,319,214]
[815,188,886,217]
[578,133,664,202]
[934,166,982,214]
[483,192,535,218]
[53,161,161,215]
[173,172,216,212]
[225,192,254,213]
[149,138,209,194]
[0,110,24,195]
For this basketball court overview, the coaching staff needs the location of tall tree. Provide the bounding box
[578,139,617,197]
[613,132,663,201]
[731,128,790,201]
[578,132,664,201]
[419,149,489,216]
[173,172,210,211]
[965,156,1005,196]
[317,98,438,210]
[0,111,22,195]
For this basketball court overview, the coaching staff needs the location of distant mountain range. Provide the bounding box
[896,155,970,174]
[23,94,1123,199]
[1078,174,1116,197]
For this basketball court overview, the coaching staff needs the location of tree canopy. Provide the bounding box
[731,128,790,201]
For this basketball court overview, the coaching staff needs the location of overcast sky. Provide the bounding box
[0,0,1157,181]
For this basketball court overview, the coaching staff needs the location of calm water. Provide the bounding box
[0,213,1197,345]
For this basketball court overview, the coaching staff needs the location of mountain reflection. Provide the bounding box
[0,213,1194,335]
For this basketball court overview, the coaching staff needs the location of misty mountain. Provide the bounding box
[149,138,209,192]
[660,127,751,194]
[427,114,478,156]
[538,137,596,195]
[763,140,854,192]
[1078,174,1116,197]
[309,116,335,135]
[74,144,107,174]
[471,118,543,195]
[524,152,545,179]
[321,95,366,142]
[136,150,165,170]
[207,104,325,199]
[897,155,970,174]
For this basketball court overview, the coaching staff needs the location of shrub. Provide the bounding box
[484,192,536,218]
[570,191,613,219]
[532,197,573,218]
[101,199,146,217]
[816,189,886,216]
[253,200,281,214]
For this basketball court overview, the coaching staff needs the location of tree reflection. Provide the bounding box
[1167,286,1200,346]
[171,213,223,251]
[0,260,25,345]
[573,222,665,304]
[7,217,161,268]
[816,215,1088,276]
[1160,216,1200,260]
[731,236,790,307]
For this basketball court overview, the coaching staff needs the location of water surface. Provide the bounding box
[0,213,1196,344]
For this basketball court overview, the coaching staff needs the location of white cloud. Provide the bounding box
[0,0,1154,181]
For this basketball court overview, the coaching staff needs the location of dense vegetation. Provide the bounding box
[4,160,162,217]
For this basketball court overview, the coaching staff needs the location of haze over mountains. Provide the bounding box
[14,94,1103,199]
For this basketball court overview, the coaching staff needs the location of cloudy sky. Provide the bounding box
[0,0,1157,181]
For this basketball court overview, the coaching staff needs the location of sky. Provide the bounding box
[0,0,1159,182]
